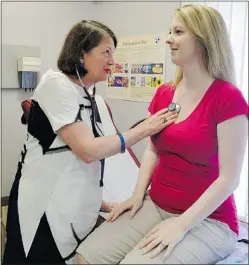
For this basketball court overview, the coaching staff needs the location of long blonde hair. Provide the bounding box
[172,4,236,88]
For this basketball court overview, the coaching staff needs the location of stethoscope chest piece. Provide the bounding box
[168,102,181,113]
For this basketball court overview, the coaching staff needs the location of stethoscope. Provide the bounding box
[75,66,104,137]
[76,66,105,187]
[76,65,181,129]
[130,102,181,129]
[168,102,181,113]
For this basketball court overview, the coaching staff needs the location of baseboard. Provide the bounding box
[1,196,9,207]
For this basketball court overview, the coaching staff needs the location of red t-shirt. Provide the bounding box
[148,80,248,235]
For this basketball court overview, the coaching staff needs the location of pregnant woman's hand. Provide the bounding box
[106,193,144,222]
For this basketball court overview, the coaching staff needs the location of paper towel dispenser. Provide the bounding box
[18,57,41,72]
[17,57,41,91]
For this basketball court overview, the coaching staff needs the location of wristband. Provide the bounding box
[117,132,126,153]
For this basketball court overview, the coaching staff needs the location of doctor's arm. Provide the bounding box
[57,110,176,164]
[177,115,248,232]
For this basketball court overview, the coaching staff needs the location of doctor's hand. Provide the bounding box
[106,193,144,222]
[136,217,188,260]
[139,108,178,137]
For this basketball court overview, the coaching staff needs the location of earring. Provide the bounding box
[79,58,84,69]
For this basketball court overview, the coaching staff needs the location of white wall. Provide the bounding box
[2,2,100,74]
[1,1,180,196]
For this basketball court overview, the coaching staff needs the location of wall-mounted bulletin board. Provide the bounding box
[106,32,167,102]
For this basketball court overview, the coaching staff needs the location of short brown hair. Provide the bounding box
[57,20,117,77]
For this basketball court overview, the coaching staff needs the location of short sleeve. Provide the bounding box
[215,86,248,124]
[148,84,169,114]
[35,76,79,133]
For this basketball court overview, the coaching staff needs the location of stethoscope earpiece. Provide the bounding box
[168,102,181,113]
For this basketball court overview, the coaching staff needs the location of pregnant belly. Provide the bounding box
[149,165,216,213]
